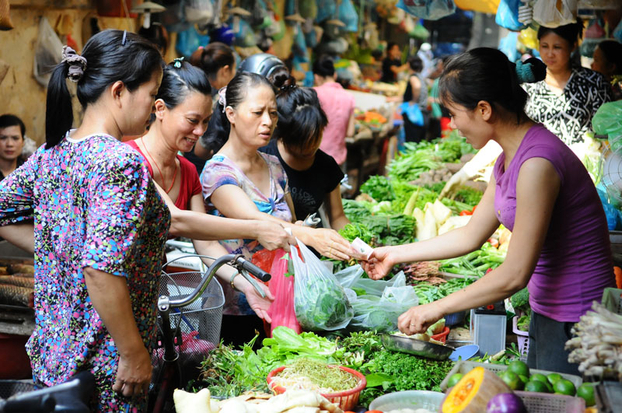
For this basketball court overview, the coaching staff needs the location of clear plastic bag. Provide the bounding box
[291,239,354,331]
[397,0,456,21]
[533,0,577,28]
[348,272,419,332]
[267,249,301,335]
[33,17,64,87]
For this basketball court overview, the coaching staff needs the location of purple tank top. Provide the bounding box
[494,124,614,322]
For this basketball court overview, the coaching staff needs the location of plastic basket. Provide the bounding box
[601,287,622,315]
[512,316,530,357]
[267,365,366,411]
[514,390,585,413]
[440,361,582,391]
[368,390,445,411]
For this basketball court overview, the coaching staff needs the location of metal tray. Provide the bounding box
[381,334,454,360]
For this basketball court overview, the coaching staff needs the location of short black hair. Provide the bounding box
[598,40,622,76]
[312,55,335,78]
[537,19,584,46]
[0,114,25,138]
[273,82,328,153]
[408,55,423,72]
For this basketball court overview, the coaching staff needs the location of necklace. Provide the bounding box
[140,137,177,193]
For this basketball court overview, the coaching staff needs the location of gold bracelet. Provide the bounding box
[230,271,240,291]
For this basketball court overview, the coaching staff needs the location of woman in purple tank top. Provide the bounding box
[362,48,615,375]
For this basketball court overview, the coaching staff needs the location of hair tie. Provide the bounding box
[218,86,227,112]
[279,84,297,92]
[173,57,184,69]
[61,45,87,83]
[515,60,536,84]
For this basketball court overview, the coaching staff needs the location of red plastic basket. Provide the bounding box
[266,365,367,411]
[431,326,450,344]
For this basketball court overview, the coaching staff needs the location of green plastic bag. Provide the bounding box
[593,101,622,138]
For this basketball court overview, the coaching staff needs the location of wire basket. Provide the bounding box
[0,380,36,400]
[158,270,225,345]
[152,269,225,391]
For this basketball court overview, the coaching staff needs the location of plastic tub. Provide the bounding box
[369,390,445,411]
[440,361,582,391]
[267,365,366,411]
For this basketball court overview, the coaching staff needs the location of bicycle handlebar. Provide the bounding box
[160,254,271,310]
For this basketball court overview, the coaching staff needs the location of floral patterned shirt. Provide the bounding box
[0,134,170,411]
[201,152,291,315]
[524,66,612,145]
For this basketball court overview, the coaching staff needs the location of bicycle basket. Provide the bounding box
[157,269,225,347]
[0,380,37,400]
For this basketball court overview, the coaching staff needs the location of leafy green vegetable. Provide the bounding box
[360,175,394,201]
[510,288,530,312]
[339,222,375,243]
[359,349,454,406]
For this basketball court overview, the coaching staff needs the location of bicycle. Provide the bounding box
[0,371,94,413]
[149,253,271,413]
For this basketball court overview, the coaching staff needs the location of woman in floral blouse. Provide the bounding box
[0,30,166,412]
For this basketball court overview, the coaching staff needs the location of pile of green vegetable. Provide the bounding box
[440,243,506,277]
[193,327,455,405]
[411,277,476,305]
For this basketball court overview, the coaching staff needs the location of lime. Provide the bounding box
[553,379,576,396]
[525,380,551,393]
[508,360,530,377]
[519,375,529,385]
[447,373,464,388]
[499,371,523,390]
[577,383,596,406]
[547,373,563,386]
[530,373,548,383]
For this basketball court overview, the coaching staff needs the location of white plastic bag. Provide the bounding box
[291,239,354,331]
[33,17,64,87]
[533,0,577,28]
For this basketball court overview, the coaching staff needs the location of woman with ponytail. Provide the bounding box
[362,48,615,375]
[0,30,167,411]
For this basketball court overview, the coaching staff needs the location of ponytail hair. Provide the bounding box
[45,29,163,148]
[189,42,235,81]
[439,48,546,124]
[274,77,327,152]
[204,72,274,152]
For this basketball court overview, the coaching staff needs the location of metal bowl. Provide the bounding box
[381,334,454,360]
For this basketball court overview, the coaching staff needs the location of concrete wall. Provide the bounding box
[0,0,137,145]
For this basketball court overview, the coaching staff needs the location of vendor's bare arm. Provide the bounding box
[0,222,34,254]
[83,267,152,396]
[423,158,560,318]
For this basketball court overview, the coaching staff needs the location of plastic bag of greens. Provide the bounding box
[593,101,622,138]
[291,239,354,331]
[349,274,419,332]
